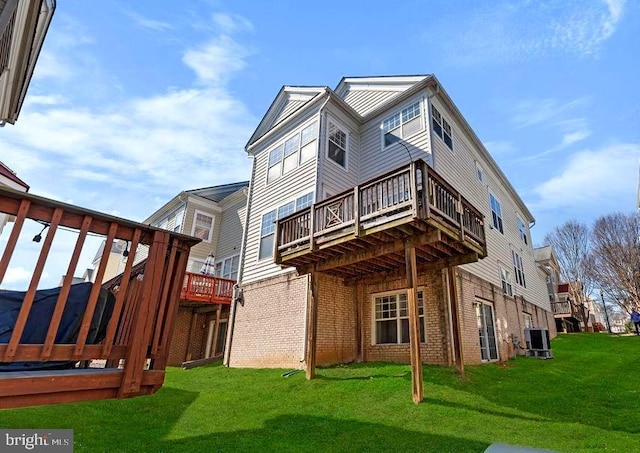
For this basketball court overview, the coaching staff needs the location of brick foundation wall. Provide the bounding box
[228,273,308,369]
[454,268,556,365]
[361,271,450,365]
[168,308,192,366]
[168,305,229,366]
[316,274,358,365]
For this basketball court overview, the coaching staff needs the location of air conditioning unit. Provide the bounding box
[524,328,553,359]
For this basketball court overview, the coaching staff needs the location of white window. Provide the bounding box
[216,255,240,280]
[523,312,533,329]
[489,192,504,234]
[327,121,347,168]
[373,290,425,344]
[192,211,214,242]
[267,122,318,183]
[258,191,314,261]
[517,216,528,245]
[500,267,513,296]
[512,250,526,287]
[258,209,277,260]
[382,100,423,147]
[431,105,453,150]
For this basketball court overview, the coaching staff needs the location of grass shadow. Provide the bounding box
[164,414,490,453]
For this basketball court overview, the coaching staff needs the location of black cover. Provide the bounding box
[0,282,115,371]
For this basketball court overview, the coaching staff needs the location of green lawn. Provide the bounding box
[2,333,639,452]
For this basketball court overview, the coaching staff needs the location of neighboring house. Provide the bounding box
[97,181,248,367]
[0,0,55,125]
[554,282,599,332]
[0,161,29,235]
[226,74,554,376]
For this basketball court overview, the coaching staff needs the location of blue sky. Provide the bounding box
[1,0,639,288]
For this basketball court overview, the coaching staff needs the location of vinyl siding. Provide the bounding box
[319,107,360,198]
[272,98,307,127]
[428,97,549,311]
[183,201,221,272]
[360,92,432,181]
[216,192,247,263]
[242,109,320,284]
[342,89,402,116]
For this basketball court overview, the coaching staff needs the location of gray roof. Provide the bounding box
[533,245,553,262]
[186,181,249,203]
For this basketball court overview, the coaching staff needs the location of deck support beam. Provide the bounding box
[447,267,465,376]
[405,245,423,404]
[305,272,319,380]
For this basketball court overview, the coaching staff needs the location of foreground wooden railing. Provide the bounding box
[0,186,199,409]
[276,159,486,257]
[181,272,235,304]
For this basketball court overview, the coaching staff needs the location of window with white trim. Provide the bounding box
[489,192,504,234]
[258,191,314,261]
[267,122,318,182]
[431,105,453,150]
[373,290,425,344]
[327,121,347,168]
[258,209,277,260]
[192,211,214,242]
[216,255,240,280]
[500,267,513,296]
[382,100,423,147]
[512,250,526,287]
[523,312,533,329]
[517,216,529,245]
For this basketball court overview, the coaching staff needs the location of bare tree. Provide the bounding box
[589,213,640,314]
[544,220,594,328]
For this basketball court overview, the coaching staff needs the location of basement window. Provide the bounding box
[373,290,425,344]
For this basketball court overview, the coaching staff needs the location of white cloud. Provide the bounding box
[513,97,589,129]
[432,0,627,66]
[3,267,33,285]
[0,12,257,289]
[122,9,173,32]
[529,143,639,211]
[484,141,514,155]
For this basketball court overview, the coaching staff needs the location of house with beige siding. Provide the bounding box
[0,0,55,125]
[95,181,248,366]
[0,161,29,235]
[226,74,554,400]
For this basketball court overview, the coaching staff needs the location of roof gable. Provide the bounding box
[335,75,429,116]
[246,86,326,149]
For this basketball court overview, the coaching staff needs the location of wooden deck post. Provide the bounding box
[447,266,465,376]
[211,306,222,358]
[405,245,423,404]
[305,272,319,379]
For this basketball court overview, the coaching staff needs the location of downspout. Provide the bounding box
[223,161,255,366]
[301,90,331,364]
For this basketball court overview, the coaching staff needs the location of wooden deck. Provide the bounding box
[0,186,199,409]
[275,159,487,282]
[181,273,234,305]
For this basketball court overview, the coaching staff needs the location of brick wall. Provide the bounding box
[168,308,191,366]
[316,274,357,365]
[361,270,450,365]
[454,268,556,365]
[228,273,308,369]
[168,306,229,366]
[227,266,556,370]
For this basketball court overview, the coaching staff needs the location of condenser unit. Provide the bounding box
[524,327,553,359]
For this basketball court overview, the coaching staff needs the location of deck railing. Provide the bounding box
[276,159,486,256]
[181,273,235,304]
[551,301,573,316]
[0,186,199,408]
